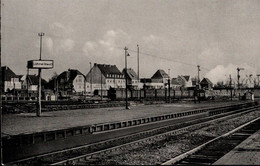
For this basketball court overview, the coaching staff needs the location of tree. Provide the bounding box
[46,72,58,90]
[49,72,58,81]
[214,81,225,88]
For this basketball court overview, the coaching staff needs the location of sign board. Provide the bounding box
[27,60,54,69]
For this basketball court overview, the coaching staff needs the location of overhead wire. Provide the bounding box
[4,24,210,72]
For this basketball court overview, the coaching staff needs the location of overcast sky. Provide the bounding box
[2,0,260,83]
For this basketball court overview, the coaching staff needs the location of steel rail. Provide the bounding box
[50,105,260,165]
[7,102,254,165]
[161,110,260,165]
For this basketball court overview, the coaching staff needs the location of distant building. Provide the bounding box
[151,69,170,83]
[20,74,47,91]
[244,76,254,88]
[200,78,213,90]
[57,69,86,96]
[171,78,182,89]
[176,75,193,88]
[140,78,152,89]
[140,69,170,89]
[1,66,22,93]
[86,63,125,93]
[122,68,139,89]
[19,74,48,99]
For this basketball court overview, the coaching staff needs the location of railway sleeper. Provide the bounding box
[189,154,220,160]
[182,157,216,163]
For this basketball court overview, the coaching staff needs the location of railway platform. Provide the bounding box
[3,101,240,136]
[214,129,260,165]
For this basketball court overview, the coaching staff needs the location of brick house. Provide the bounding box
[200,78,213,90]
[1,66,22,93]
[175,75,193,88]
[57,69,86,96]
[86,63,125,93]
[122,68,139,89]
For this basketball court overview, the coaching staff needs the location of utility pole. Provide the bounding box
[168,69,171,103]
[27,66,29,98]
[197,65,201,103]
[89,62,92,95]
[12,77,15,98]
[137,44,140,84]
[137,44,140,99]
[37,32,44,117]
[56,77,59,101]
[125,47,129,109]
[229,74,232,100]
[100,68,103,100]
[237,67,244,89]
[257,74,260,87]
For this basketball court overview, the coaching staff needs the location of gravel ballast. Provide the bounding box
[87,109,260,165]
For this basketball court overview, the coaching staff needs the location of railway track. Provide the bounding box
[162,115,260,165]
[7,104,259,165]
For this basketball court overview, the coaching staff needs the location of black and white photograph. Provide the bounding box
[1,0,260,165]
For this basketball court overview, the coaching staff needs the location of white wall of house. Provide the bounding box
[20,75,38,91]
[91,83,107,91]
[73,75,85,93]
[29,85,38,91]
[105,78,126,89]
[186,80,193,87]
[131,79,139,88]
[4,78,22,92]
[142,82,165,89]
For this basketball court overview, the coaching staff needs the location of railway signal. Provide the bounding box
[125,47,130,109]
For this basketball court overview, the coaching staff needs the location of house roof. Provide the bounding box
[171,78,180,85]
[27,75,47,85]
[58,69,85,82]
[151,69,169,79]
[122,68,138,80]
[200,78,213,85]
[177,75,191,82]
[1,66,18,81]
[183,76,190,82]
[96,63,124,78]
[68,69,85,81]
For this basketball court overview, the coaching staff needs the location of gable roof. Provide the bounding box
[151,69,169,79]
[122,68,138,80]
[68,69,85,81]
[200,78,213,85]
[177,75,191,82]
[27,75,47,85]
[58,69,85,82]
[183,76,190,82]
[171,78,180,85]
[96,63,124,78]
[1,66,18,81]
